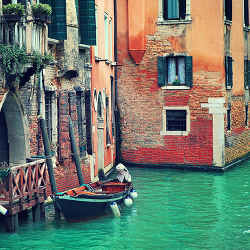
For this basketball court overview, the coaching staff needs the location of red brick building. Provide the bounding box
[116,0,250,169]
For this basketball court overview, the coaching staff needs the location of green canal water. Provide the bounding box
[1,160,250,249]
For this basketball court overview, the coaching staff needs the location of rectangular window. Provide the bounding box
[45,92,53,142]
[225,0,232,21]
[166,110,187,131]
[225,56,233,88]
[104,14,109,59]
[163,0,186,20]
[94,6,99,57]
[109,18,113,61]
[244,0,249,26]
[158,56,192,87]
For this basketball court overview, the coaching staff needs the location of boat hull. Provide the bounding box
[54,181,132,221]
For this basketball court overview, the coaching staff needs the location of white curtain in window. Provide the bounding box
[178,57,185,83]
[168,57,176,83]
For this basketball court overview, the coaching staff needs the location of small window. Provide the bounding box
[166,110,186,131]
[163,0,186,20]
[225,0,232,21]
[158,56,193,88]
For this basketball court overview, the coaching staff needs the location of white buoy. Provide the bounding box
[124,197,133,207]
[0,205,7,215]
[110,202,120,217]
[130,189,138,199]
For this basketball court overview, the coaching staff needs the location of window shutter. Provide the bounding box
[225,56,233,88]
[75,0,79,21]
[40,0,67,40]
[157,56,166,87]
[79,0,96,45]
[167,0,179,19]
[248,60,250,88]
[185,56,193,87]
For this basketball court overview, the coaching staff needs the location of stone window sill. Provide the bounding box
[224,20,232,26]
[161,85,190,90]
[160,130,189,136]
[157,18,192,25]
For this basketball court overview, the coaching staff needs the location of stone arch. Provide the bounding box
[0,92,30,166]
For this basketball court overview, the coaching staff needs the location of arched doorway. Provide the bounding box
[0,92,30,166]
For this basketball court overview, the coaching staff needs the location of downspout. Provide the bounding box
[113,0,121,164]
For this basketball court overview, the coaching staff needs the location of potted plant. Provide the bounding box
[31,3,52,24]
[2,3,25,22]
[172,75,181,86]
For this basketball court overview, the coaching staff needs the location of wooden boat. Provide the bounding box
[39,117,136,221]
[54,180,134,221]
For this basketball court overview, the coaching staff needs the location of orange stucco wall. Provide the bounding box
[91,0,115,176]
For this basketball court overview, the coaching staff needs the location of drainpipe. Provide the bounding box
[113,0,121,164]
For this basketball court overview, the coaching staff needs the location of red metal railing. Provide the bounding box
[0,159,47,214]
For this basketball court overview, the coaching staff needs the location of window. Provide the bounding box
[166,110,186,131]
[244,0,249,26]
[161,106,190,136]
[163,0,186,20]
[225,0,232,22]
[225,56,233,88]
[245,59,250,89]
[45,92,53,142]
[158,56,193,88]
[109,18,113,61]
[104,14,109,59]
[94,6,99,57]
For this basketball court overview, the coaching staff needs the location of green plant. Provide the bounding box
[31,3,52,17]
[0,162,10,181]
[0,45,28,75]
[2,3,25,16]
[31,51,54,73]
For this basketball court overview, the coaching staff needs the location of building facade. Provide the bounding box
[0,0,116,194]
[116,0,250,169]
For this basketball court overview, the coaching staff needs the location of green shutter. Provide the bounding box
[248,60,250,88]
[158,56,166,87]
[225,56,233,88]
[185,56,193,87]
[79,0,96,45]
[41,0,67,40]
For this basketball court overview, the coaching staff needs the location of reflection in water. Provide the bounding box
[0,160,250,249]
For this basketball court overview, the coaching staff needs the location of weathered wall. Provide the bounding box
[116,0,249,168]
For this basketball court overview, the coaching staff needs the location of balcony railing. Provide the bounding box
[0,159,47,215]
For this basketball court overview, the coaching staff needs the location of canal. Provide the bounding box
[1,160,250,249]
